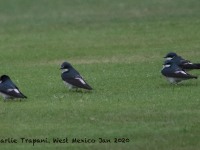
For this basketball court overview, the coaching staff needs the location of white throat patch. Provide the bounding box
[165,57,173,61]
[164,64,171,68]
[62,69,69,73]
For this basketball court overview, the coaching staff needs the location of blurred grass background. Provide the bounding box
[0,0,200,149]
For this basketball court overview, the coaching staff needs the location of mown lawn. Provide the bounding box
[0,0,200,149]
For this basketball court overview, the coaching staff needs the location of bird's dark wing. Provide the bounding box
[0,80,27,98]
[192,63,200,69]
[63,75,92,90]
[180,61,200,69]
[175,57,200,69]
[169,70,197,79]
[0,85,27,98]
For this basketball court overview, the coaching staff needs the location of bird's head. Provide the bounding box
[0,75,10,83]
[163,60,174,68]
[164,52,178,60]
[60,62,72,73]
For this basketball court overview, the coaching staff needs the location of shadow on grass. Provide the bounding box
[2,99,28,103]
[61,88,94,94]
[159,82,198,88]
[70,89,93,94]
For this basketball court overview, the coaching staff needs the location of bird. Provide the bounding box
[161,60,198,84]
[60,62,92,90]
[164,52,200,71]
[0,75,27,100]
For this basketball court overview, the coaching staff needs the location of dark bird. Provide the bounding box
[0,75,27,99]
[161,60,198,84]
[164,52,200,71]
[60,62,92,90]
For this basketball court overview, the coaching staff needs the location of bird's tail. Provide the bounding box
[85,84,93,90]
[20,93,27,98]
[191,75,198,79]
[23,95,27,98]
[193,63,200,69]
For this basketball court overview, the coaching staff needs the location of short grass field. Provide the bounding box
[0,0,200,149]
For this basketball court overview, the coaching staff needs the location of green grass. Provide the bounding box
[0,0,200,149]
